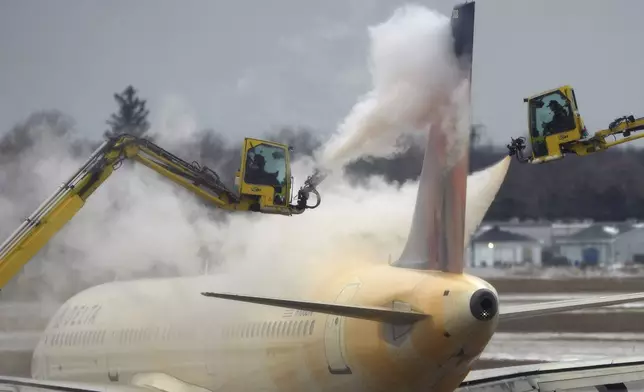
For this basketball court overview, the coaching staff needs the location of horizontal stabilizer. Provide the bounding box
[201,292,428,325]
[500,292,644,321]
[0,375,151,392]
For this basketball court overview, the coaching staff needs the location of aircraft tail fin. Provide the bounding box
[394,2,476,273]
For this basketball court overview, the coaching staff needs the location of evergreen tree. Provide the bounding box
[104,85,150,139]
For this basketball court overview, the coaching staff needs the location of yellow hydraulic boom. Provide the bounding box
[507,85,644,164]
[0,134,321,290]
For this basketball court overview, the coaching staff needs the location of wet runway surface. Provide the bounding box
[1,276,643,375]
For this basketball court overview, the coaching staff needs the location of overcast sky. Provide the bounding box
[1,0,643,145]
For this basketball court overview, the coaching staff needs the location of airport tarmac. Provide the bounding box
[0,276,643,376]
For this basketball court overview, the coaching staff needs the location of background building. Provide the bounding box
[468,220,644,268]
[469,226,542,268]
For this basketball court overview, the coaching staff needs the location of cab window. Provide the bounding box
[529,91,576,138]
[244,144,287,187]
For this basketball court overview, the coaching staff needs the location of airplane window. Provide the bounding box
[251,323,257,338]
[309,320,316,335]
[262,322,268,337]
[279,321,286,337]
[303,321,310,336]
[297,320,305,336]
[287,321,293,336]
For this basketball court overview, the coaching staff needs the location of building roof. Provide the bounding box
[557,222,643,242]
[472,226,539,244]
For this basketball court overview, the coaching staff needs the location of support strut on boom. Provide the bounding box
[0,133,321,290]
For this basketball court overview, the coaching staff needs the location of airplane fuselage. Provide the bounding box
[30,262,499,392]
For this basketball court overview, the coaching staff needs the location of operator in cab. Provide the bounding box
[245,152,280,187]
[543,100,575,135]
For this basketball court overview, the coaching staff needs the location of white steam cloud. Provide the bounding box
[0,4,508,311]
[318,5,461,171]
